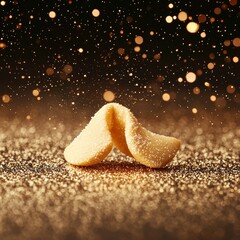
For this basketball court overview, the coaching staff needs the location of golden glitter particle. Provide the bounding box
[214,7,222,15]
[46,67,54,76]
[118,48,125,55]
[134,46,141,52]
[207,62,215,70]
[178,77,183,83]
[186,72,196,83]
[204,82,211,87]
[153,53,161,61]
[0,1,6,6]
[198,14,207,23]
[92,9,100,17]
[78,48,83,53]
[103,90,115,102]
[49,11,56,19]
[227,85,236,94]
[186,22,199,33]
[26,115,31,120]
[32,89,40,97]
[196,69,203,76]
[209,53,215,59]
[135,36,144,45]
[0,42,7,49]
[162,93,170,101]
[230,0,238,6]
[168,3,174,8]
[210,95,216,102]
[224,40,231,47]
[210,17,215,23]
[166,16,173,23]
[37,96,41,101]
[120,30,124,35]
[193,87,200,95]
[124,55,129,60]
[63,65,73,74]
[2,94,10,103]
[232,38,240,47]
[142,53,147,59]
[150,31,154,36]
[221,4,228,10]
[178,11,188,21]
[233,56,239,63]
[200,32,206,38]
[192,108,198,114]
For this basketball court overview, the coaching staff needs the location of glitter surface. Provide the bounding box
[0,110,240,240]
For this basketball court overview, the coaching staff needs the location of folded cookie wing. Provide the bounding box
[64,103,181,168]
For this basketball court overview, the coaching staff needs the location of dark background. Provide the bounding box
[0,0,239,117]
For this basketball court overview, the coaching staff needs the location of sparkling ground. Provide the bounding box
[0,110,240,240]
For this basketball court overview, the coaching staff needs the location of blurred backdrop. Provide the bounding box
[0,0,239,118]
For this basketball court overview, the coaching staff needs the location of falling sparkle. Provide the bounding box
[92,9,100,17]
[49,11,56,19]
[186,72,197,83]
[186,22,199,33]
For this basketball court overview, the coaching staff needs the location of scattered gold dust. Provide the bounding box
[63,65,73,74]
[162,93,170,101]
[0,1,6,6]
[210,17,215,23]
[178,11,188,21]
[135,36,144,45]
[78,48,83,53]
[178,77,183,83]
[150,31,154,36]
[186,22,199,33]
[118,48,125,55]
[196,69,203,76]
[186,72,196,83]
[49,11,56,19]
[46,67,54,76]
[232,38,240,47]
[227,85,235,94]
[210,95,216,102]
[0,42,7,49]
[214,7,222,15]
[207,62,215,70]
[103,91,115,102]
[2,94,10,103]
[230,0,237,6]
[166,16,173,23]
[224,40,231,47]
[32,89,40,97]
[192,108,198,114]
[153,53,161,61]
[142,53,147,59]
[193,87,200,95]
[200,32,206,38]
[233,56,239,63]
[204,82,211,87]
[168,3,174,8]
[92,9,100,17]
[134,46,141,52]
[198,14,206,23]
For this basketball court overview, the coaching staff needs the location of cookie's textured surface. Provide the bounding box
[64,103,180,168]
[0,110,240,240]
